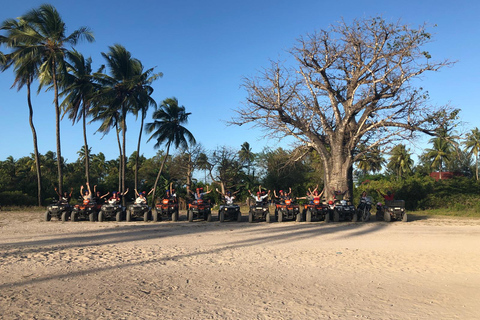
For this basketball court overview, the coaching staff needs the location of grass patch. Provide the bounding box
[412,208,480,218]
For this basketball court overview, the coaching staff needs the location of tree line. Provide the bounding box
[1,7,478,211]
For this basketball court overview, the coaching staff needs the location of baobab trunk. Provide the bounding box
[321,148,353,201]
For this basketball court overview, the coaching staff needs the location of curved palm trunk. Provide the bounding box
[82,102,90,185]
[52,60,63,195]
[27,81,42,206]
[115,124,123,203]
[151,144,170,207]
[475,152,478,180]
[135,114,145,191]
[121,113,127,206]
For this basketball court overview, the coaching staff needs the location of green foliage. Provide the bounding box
[0,191,36,206]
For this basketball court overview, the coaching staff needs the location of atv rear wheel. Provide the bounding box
[248,211,253,223]
[402,212,408,222]
[296,212,302,222]
[324,211,330,223]
[306,209,312,222]
[89,212,96,222]
[219,211,225,222]
[152,210,159,222]
[333,209,340,222]
[277,211,283,222]
[126,210,131,222]
[188,210,194,222]
[98,211,104,222]
[61,211,68,222]
[384,211,391,222]
[266,211,271,223]
[237,210,242,222]
[206,211,212,222]
[172,210,178,222]
[45,211,51,222]
[71,212,78,222]
[351,212,358,222]
[116,211,122,222]
[144,211,149,222]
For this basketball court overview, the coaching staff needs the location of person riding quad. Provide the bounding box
[216,188,239,205]
[377,189,395,202]
[55,187,73,204]
[107,188,129,205]
[92,185,109,204]
[189,186,212,203]
[134,190,150,205]
[80,182,93,201]
[248,188,270,203]
[274,188,291,204]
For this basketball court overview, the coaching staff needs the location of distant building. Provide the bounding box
[429,172,463,181]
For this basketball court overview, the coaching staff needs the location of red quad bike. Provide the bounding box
[187,199,212,222]
[71,199,102,222]
[154,198,179,222]
[275,199,302,222]
[303,198,329,222]
[376,200,407,222]
[248,200,271,223]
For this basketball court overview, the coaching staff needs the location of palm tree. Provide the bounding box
[61,49,97,185]
[90,104,123,192]
[387,144,414,180]
[464,128,480,180]
[3,4,94,194]
[95,44,157,199]
[356,145,385,176]
[425,138,452,180]
[1,18,43,206]
[238,142,256,182]
[131,64,162,191]
[146,98,196,206]
[196,152,210,183]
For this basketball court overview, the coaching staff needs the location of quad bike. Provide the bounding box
[275,199,301,222]
[303,198,329,222]
[248,200,271,223]
[187,199,212,222]
[218,202,242,222]
[98,202,125,222]
[45,200,72,222]
[154,198,179,222]
[71,199,101,222]
[356,196,373,222]
[331,199,357,222]
[126,203,151,222]
[376,200,407,222]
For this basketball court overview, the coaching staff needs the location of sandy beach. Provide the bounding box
[0,211,479,319]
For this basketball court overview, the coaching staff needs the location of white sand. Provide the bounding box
[1,211,479,319]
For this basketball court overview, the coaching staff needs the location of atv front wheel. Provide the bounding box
[237,210,242,222]
[89,212,96,222]
[98,211,104,222]
[351,212,358,222]
[61,211,69,222]
[126,210,131,222]
[116,211,122,222]
[219,211,225,222]
[45,211,51,222]
[248,211,253,223]
[144,211,149,222]
[188,210,194,222]
[402,212,408,222]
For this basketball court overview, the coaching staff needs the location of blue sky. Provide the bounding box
[1,0,479,163]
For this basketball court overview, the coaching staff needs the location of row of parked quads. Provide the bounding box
[45,196,407,223]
